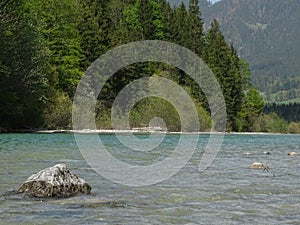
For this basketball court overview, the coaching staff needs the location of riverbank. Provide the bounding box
[1,127,297,136]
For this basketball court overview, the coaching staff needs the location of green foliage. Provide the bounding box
[128,97,211,132]
[238,88,264,131]
[26,0,83,97]
[138,0,164,39]
[96,109,113,129]
[187,0,204,57]
[43,92,72,129]
[264,102,300,123]
[173,3,189,47]
[122,2,143,41]
[78,0,109,70]
[0,0,49,128]
[288,122,300,134]
[129,97,181,131]
[205,19,244,131]
[263,113,289,134]
[0,0,266,132]
[245,110,300,134]
[239,59,251,91]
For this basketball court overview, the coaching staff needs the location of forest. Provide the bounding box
[0,0,298,133]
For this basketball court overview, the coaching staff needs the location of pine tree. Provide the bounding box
[205,19,245,131]
[174,3,189,48]
[78,0,109,70]
[159,0,174,41]
[107,0,138,46]
[122,1,143,41]
[188,0,204,57]
[227,44,244,130]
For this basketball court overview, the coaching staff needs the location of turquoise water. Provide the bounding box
[0,133,300,224]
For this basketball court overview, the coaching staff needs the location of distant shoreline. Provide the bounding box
[1,128,297,135]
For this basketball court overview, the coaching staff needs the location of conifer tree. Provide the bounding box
[174,3,189,48]
[188,0,204,57]
[78,0,109,70]
[205,19,244,130]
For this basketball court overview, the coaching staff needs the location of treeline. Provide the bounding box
[0,0,265,132]
[261,77,300,96]
[265,103,300,123]
[260,76,300,103]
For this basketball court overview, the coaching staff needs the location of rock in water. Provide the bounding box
[288,151,298,156]
[250,162,269,171]
[18,164,91,198]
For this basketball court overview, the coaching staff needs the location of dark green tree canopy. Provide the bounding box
[0,0,265,132]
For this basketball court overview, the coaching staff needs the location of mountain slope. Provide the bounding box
[170,0,300,102]
[199,0,300,102]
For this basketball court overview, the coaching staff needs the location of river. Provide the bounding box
[0,133,300,224]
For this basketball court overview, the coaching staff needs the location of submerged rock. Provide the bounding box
[18,164,91,198]
[51,196,127,208]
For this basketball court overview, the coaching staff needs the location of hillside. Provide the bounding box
[172,0,300,103]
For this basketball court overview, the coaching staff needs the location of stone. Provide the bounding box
[243,152,253,155]
[288,151,298,156]
[18,164,91,198]
[250,162,269,171]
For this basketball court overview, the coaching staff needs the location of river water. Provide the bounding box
[0,133,300,224]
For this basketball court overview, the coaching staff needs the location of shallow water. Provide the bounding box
[0,133,300,224]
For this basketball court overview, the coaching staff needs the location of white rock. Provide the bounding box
[250,162,269,170]
[18,164,91,198]
[288,152,298,156]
